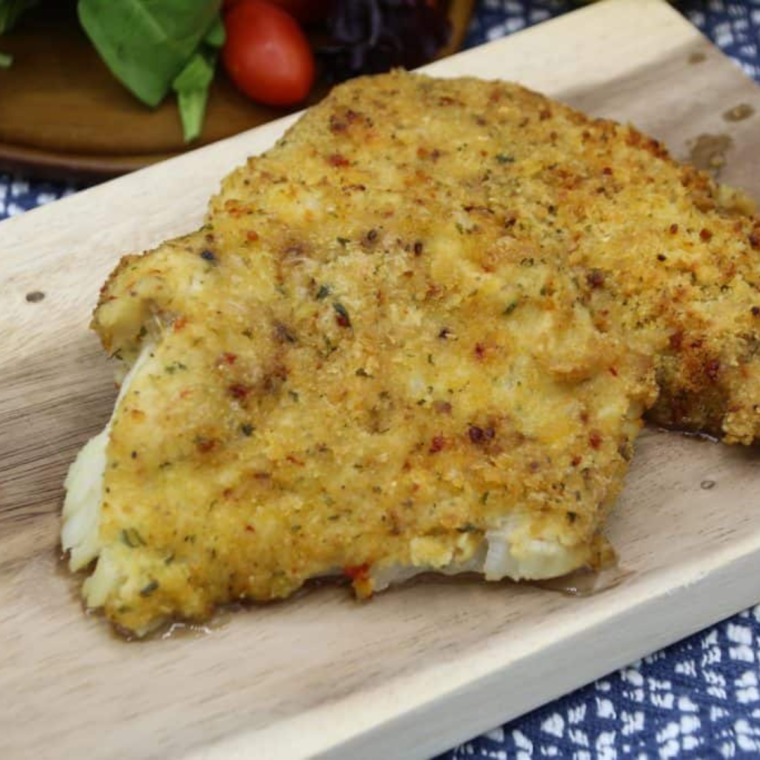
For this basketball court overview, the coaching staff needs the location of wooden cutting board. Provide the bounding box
[2,1,760,758]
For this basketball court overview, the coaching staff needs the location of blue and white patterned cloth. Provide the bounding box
[438,611,760,758]
[2,3,760,758]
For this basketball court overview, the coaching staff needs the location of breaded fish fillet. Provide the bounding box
[211,71,760,443]
[62,71,759,635]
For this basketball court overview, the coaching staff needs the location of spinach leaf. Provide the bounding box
[173,50,215,142]
[0,50,11,68]
[77,0,222,108]
[172,16,224,142]
[203,14,225,48]
[0,0,38,35]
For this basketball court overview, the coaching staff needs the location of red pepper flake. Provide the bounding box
[752,307,760,317]
[700,228,713,242]
[609,366,618,377]
[328,153,350,167]
[705,359,721,381]
[750,231,760,250]
[286,455,305,466]
[246,231,259,242]
[333,302,352,328]
[669,223,679,234]
[173,316,188,332]
[586,269,605,288]
[571,455,582,467]
[344,563,370,581]
[589,430,603,450]
[434,400,452,414]
[245,525,255,533]
[468,425,495,444]
[439,96,456,106]
[602,167,613,176]
[196,437,217,453]
[229,383,251,400]
[329,115,348,133]
[474,342,487,359]
[329,111,360,134]
[220,352,237,365]
[539,107,552,121]
[669,331,684,350]
[429,435,446,454]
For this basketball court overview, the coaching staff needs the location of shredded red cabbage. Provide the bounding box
[320,0,452,82]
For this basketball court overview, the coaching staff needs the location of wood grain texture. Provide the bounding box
[2,1,760,758]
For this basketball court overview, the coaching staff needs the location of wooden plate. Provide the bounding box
[3,1,760,758]
[0,0,474,180]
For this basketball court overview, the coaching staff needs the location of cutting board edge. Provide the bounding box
[189,531,760,760]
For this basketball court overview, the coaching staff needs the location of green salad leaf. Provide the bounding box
[77,0,222,108]
[173,53,214,143]
[2,0,225,141]
[172,16,224,143]
[203,14,225,48]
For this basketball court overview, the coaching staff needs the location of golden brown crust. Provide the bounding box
[200,71,760,443]
[84,71,760,632]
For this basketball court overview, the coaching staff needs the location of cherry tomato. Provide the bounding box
[222,0,316,106]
